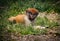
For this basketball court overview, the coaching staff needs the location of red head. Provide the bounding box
[26,8,39,21]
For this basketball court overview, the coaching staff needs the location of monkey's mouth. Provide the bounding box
[29,17,35,21]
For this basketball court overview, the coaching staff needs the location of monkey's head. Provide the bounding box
[26,8,39,21]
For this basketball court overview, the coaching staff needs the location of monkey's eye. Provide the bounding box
[28,12,32,14]
[33,13,38,15]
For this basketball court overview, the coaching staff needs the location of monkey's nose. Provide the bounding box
[30,15,33,18]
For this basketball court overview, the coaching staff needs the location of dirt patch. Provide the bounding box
[0,32,60,41]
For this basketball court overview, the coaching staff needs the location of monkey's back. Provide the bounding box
[15,14,26,23]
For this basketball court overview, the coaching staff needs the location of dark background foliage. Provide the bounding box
[0,0,60,12]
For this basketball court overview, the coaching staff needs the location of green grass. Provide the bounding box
[6,24,47,35]
[36,17,58,28]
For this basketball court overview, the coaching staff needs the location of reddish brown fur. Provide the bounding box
[26,8,39,14]
[8,14,26,24]
[15,14,25,23]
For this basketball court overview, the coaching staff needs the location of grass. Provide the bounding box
[6,23,47,35]
[36,17,58,28]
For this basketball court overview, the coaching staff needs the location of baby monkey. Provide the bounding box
[8,8,39,26]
